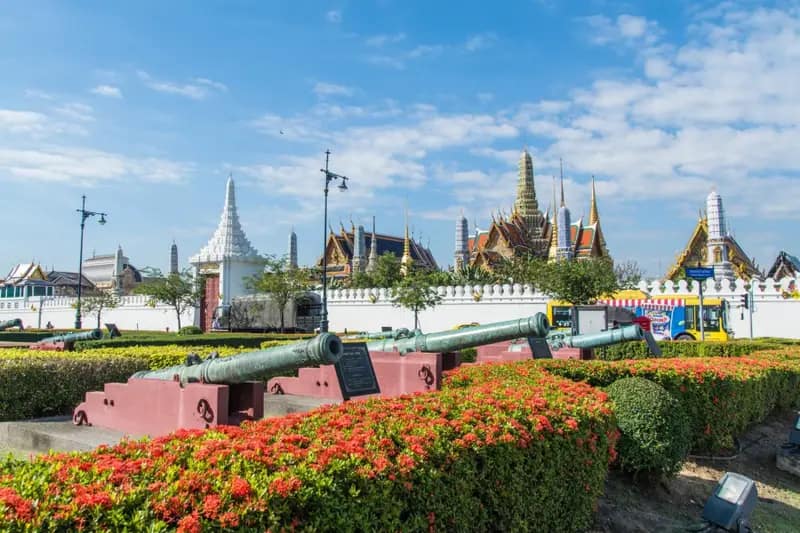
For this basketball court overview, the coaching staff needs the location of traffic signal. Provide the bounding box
[740,294,749,309]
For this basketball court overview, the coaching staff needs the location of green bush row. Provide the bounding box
[596,339,785,360]
[76,331,313,349]
[0,357,148,421]
[541,356,800,451]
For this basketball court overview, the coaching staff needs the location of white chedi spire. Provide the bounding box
[705,189,734,281]
[191,175,260,263]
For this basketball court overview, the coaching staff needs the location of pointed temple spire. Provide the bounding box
[559,159,565,208]
[288,227,298,269]
[589,175,600,225]
[367,216,378,272]
[191,174,259,263]
[401,209,412,275]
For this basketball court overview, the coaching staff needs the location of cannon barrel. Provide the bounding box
[345,328,416,341]
[367,314,550,355]
[547,324,644,350]
[132,333,343,386]
[38,329,103,344]
[0,318,22,331]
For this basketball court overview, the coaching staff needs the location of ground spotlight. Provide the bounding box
[701,472,757,532]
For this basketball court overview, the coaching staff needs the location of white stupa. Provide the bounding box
[190,175,264,307]
[705,189,735,282]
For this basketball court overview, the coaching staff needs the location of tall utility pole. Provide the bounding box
[319,150,349,333]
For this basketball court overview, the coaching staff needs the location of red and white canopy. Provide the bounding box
[596,298,684,310]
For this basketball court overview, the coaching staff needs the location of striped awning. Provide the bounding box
[596,298,684,310]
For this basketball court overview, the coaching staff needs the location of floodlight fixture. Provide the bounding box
[702,472,757,532]
[789,411,800,446]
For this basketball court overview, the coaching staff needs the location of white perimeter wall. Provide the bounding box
[0,276,798,337]
[0,295,194,332]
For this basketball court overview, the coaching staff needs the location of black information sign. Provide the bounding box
[527,337,553,359]
[334,342,380,400]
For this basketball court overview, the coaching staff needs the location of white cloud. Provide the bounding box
[582,14,662,47]
[366,54,406,69]
[326,10,341,23]
[408,44,444,59]
[464,32,497,52]
[313,82,355,97]
[24,89,54,100]
[54,103,94,122]
[0,146,192,185]
[365,33,406,47]
[477,92,494,103]
[0,109,49,133]
[90,85,123,98]
[137,71,226,100]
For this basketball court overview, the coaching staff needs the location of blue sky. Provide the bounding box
[1,1,799,277]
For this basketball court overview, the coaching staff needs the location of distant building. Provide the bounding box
[46,270,96,297]
[464,150,609,269]
[0,263,55,299]
[288,228,298,269]
[82,246,143,295]
[665,191,761,281]
[319,220,438,280]
[766,251,800,281]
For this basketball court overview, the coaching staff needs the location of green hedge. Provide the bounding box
[0,357,148,421]
[541,356,800,451]
[76,332,313,350]
[597,340,785,360]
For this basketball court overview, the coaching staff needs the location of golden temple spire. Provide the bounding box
[401,208,412,274]
[589,175,600,225]
[559,158,565,208]
[549,176,558,259]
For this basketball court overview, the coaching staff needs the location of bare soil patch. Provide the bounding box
[590,410,800,532]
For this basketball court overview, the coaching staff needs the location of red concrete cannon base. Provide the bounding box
[73,378,264,437]
[267,351,460,400]
[476,341,593,362]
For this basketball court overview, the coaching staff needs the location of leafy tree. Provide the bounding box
[79,291,121,329]
[537,258,620,305]
[494,254,548,287]
[615,260,645,289]
[246,255,316,332]
[350,252,404,288]
[391,268,443,330]
[135,269,202,330]
[450,264,500,286]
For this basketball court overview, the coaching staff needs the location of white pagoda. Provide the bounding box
[190,176,264,327]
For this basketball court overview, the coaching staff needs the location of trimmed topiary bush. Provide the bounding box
[178,325,203,335]
[605,377,690,478]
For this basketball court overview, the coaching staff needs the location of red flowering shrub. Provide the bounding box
[539,354,800,451]
[0,365,615,532]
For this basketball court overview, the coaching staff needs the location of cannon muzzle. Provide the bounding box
[547,323,644,350]
[0,318,23,331]
[367,314,550,355]
[132,333,344,386]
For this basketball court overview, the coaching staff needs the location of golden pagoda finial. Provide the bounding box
[401,207,412,274]
[549,176,558,259]
[589,175,600,225]
[559,159,565,208]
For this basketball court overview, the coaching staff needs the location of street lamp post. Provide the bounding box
[319,150,349,333]
[74,195,107,329]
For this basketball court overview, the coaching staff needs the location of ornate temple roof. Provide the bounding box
[320,228,438,272]
[767,251,800,280]
[190,176,261,265]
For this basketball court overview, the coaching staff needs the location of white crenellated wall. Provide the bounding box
[0,277,797,337]
[323,277,800,339]
[0,295,194,331]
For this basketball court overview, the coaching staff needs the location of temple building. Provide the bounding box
[190,175,265,330]
[457,150,609,269]
[766,251,800,281]
[82,246,143,295]
[319,218,438,280]
[0,263,55,300]
[665,191,761,281]
[46,270,96,297]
